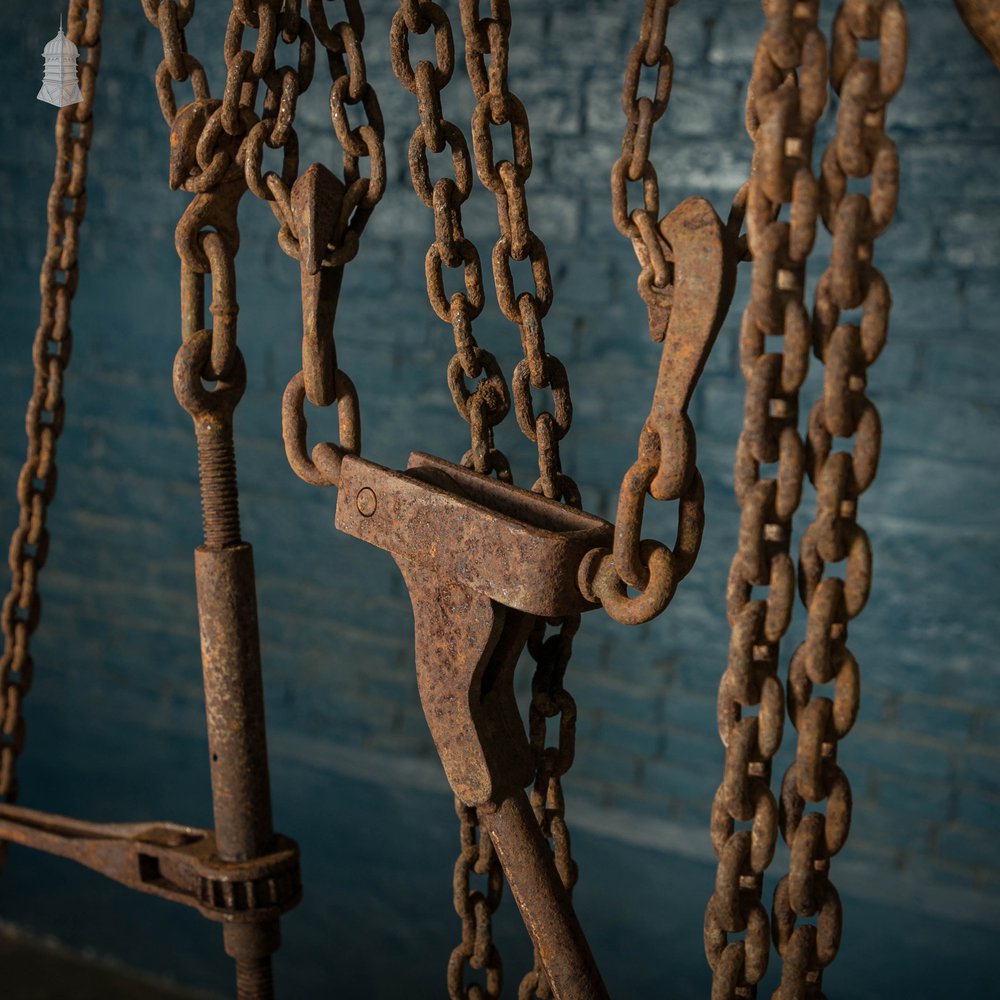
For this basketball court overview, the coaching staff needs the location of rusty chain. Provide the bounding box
[705,2,828,997]
[456,5,585,996]
[578,0,709,628]
[142,5,371,996]
[391,3,586,995]
[461,0,579,507]
[150,0,386,490]
[1,4,909,995]
[143,0,250,549]
[773,3,906,998]
[389,6,507,994]
[225,0,386,489]
[391,0,511,483]
[518,615,580,1000]
[0,1,102,846]
[448,796,505,999]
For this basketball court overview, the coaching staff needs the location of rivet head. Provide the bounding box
[357,486,377,517]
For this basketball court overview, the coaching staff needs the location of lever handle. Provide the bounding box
[0,803,300,924]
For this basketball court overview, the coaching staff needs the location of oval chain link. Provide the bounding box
[392,0,512,486]
[582,0,716,628]
[155,0,385,487]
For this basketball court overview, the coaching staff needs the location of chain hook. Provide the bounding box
[580,195,736,625]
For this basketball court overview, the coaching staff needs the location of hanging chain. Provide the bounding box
[389,5,505,996]
[0,1,102,839]
[579,0,711,628]
[279,0,387,487]
[391,3,587,995]
[390,0,511,483]
[448,795,504,1000]
[143,0,207,128]
[773,3,906,998]
[456,5,584,996]
[390,4,510,994]
[704,2,828,997]
[460,0,579,506]
[611,0,679,331]
[517,615,580,1000]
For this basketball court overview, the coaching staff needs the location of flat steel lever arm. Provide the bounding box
[579,197,737,625]
[336,452,613,1000]
[0,803,301,924]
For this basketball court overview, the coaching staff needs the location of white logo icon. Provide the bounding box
[37,17,82,108]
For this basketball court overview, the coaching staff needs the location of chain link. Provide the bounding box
[773,4,906,997]
[392,4,587,994]
[610,0,678,325]
[449,799,504,1000]
[0,1,102,846]
[461,0,579,505]
[517,614,580,1000]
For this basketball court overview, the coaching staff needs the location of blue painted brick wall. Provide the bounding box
[0,0,998,993]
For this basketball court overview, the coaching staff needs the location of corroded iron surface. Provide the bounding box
[956,0,1000,68]
[0,0,101,846]
[337,450,612,998]
[0,803,300,923]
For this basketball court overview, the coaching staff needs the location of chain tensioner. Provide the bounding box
[311,185,733,998]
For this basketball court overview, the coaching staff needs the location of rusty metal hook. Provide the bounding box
[580,196,736,625]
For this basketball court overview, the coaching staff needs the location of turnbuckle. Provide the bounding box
[336,452,612,1000]
[0,803,301,924]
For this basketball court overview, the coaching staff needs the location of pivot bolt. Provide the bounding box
[356,487,377,517]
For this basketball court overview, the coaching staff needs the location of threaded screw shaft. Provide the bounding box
[195,414,241,550]
[235,957,274,1000]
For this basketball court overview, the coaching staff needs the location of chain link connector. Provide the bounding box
[580,196,735,626]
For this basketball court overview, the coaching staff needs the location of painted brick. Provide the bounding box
[570,671,664,728]
[851,803,936,855]
[873,774,955,823]
[976,711,1000,748]
[896,699,977,743]
[956,790,1000,832]
[936,826,998,869]
[853,730,954,783]
[964,750,1000,797]
[662,691,717,735]
[573,743,641,790]
[964,270,1000,333]
[0,2,996,974]
[608,786,671,824]
[599,716,664,760]
[643,757,719,806]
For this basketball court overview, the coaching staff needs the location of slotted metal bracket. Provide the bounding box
[336,452,612,1000]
